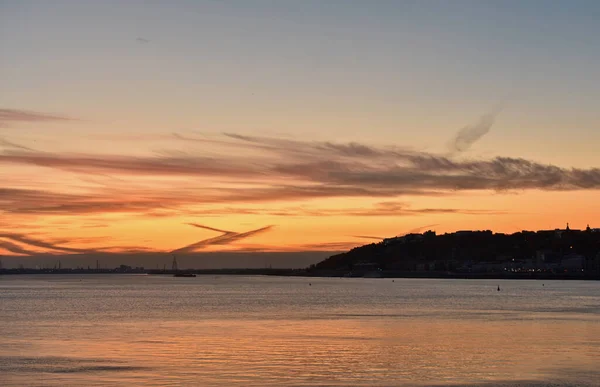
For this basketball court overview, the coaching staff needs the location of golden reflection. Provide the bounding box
[6,317,599,386]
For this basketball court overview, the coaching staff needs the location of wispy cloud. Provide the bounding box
[451,108,502,153]
[349,223,440,241]
[171,225,275,254]
[3,142,599,196]
[0,239,41,255]
[0,108,73,127]
[403,223,440,234]
[185,223,235,234]
[351,235,385,240]
[0,187,176,215]
[0,218,268,258]
[1,130,599,219]
[0,230,161,256]
[0,232,96,254]
[290,241,361,251]
[80,224,109,229]
[0,138,36,151]
[0,187,500,217]
[0,152,258,177]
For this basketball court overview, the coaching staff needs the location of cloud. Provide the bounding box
[171,225,275,254]
[267,203,503,217]
[185,223,235,234]
[5,149,596,196]
[1,117,599,257]
[0,138,36,151]
[351,235,385,240]
[340,203,502,217]
[5,131,598,195]
[45,236,111,245]
[136,37,149,44]
[1,217,276,257]
[0,108,73,127]
[291,241,361,251]
[0,187,498,218]
[1,130,599,220]
[101,246,157,254]
[222,132,415,160]
[451,108,501,153]
[0,151,260,178]
[0,187,177,215]
[0,232,96,254]
[403,223,440,234]
[0,239,41,255]
[0,230,161,257]
[349,223,440,241]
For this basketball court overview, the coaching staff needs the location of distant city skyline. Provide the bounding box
[1,1,599,260]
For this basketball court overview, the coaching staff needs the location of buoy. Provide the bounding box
[497,285,500,292]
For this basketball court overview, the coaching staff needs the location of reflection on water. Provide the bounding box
[1,275,599,386]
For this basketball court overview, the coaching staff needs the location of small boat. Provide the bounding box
[171,255,196,277]
[174,273,196,278]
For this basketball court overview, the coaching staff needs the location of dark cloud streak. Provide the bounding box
[0,232,95,254]
[171,225,274,254]
[0,239,41,255]
[185,223,232,234]
[0,138,36,151]
[351,235,384,240]
[0,108,74,126]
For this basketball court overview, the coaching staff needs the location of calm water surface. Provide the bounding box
[1,275,599,386]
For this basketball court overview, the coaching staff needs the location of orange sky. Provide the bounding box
[1,124,599,257]
[1,2,600,258]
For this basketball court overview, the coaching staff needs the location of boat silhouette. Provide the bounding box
[174,272,196,278]
[171,255,196,277]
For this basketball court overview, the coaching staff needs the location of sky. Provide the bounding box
[1,0,599,266]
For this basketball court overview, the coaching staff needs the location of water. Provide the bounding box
[1,275,599,386]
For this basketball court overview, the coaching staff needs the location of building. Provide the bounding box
[561,254,585,271]
[471,262,505,273]
[586,224,600,233]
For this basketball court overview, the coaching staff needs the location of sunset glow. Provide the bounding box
[1,1,599,262]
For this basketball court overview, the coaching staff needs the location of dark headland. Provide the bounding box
[307,225,600,280]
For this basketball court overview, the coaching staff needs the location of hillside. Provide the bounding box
[312,227,600,276]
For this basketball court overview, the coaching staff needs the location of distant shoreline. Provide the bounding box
[1,268,598,280]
